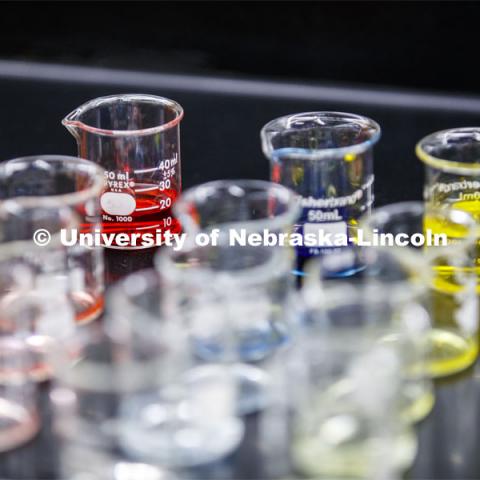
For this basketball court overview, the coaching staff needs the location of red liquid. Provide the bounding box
[0,291,103,382]
[71,291,104,325]
[0,406,39,452]
[100,185,181,248]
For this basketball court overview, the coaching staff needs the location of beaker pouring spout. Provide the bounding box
[62,109,83,140]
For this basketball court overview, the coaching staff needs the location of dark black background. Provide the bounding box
[1,1,480,207]
[0,1,479,95]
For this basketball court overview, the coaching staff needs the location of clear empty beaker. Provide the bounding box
[63,94,183,249]
[107,269,244,468]
[155,239,295,414]
[0,337,40,452]
[361,202,479,377]
[52,272,243,478]
[0,249,76,381]
[261,111,381,275]
[0,155,105,325]
[287,284,417,479]
[303,247,434,425]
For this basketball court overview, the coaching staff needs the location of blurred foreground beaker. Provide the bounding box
[63,94,183,249]
[261,112,380,276]
[0,250,76,381]
[155,240,296,414]
[107,269,244,467]
[0,155,105,324]
[303,247,434,424]
[362,202,479,377]
[51,269,243,479]
[288,284,417,479]
[0,337,40,452]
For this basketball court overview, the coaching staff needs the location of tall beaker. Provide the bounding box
[63,94,183,249]
[261,112,381,276]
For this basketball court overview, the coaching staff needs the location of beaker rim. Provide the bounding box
[62,93,184,137]
[300,274,429,334]
[302,246,430,306]
[360,201,478,267]
[260,111,381,160]
[154,239,293,289]
[0,206,80,259]
[51,314,185,393]
[0,155,105,209]
[416,127,480,174]
[173,179,302,235]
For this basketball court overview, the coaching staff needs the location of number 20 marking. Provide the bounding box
[159,198,172,209]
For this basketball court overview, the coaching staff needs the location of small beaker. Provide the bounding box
[63,94,183,249]
[0,155,104,325]
[261,111,381,275]
[288,283,417,479]
[155,238,295,414]
[0,337,40,452]
[0,250,76,381]
[51,272,243,478]
[417,127,480,278]
[361,202,479,377]
[303,247,434,424]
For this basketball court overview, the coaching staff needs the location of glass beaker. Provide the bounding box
[0,155,104,325]
[361,202,479,377]
[0,337,40,452]
[261,111,381,276]
[287,284,417,479]
[51,273,243,478]
[0,249,76,381]
[417,127,480,275]
[107,269,244,468]
[63,94,183,249]
[154,239,295,414]
[303,247,434,424]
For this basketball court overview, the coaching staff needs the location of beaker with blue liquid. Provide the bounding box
[261,112,381,277]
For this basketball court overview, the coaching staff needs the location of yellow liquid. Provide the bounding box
[293,422,417,479]
[446,198,480,224]
[292,383,418,479]
[423,203,480,377]
[378,333,434,423]
[400,384,435,424]
[425,328,478,377]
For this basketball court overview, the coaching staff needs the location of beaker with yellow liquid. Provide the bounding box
[303,247,435,424]
[362,202,478,378]
[418,129,480,375]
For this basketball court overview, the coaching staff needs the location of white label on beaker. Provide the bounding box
[101,192,136,216]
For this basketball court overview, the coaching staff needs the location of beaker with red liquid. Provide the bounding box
[63,94,183,249]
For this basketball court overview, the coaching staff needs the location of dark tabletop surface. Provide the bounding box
[1,60,480,479]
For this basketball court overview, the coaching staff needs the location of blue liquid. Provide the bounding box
[191,323,289,363]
